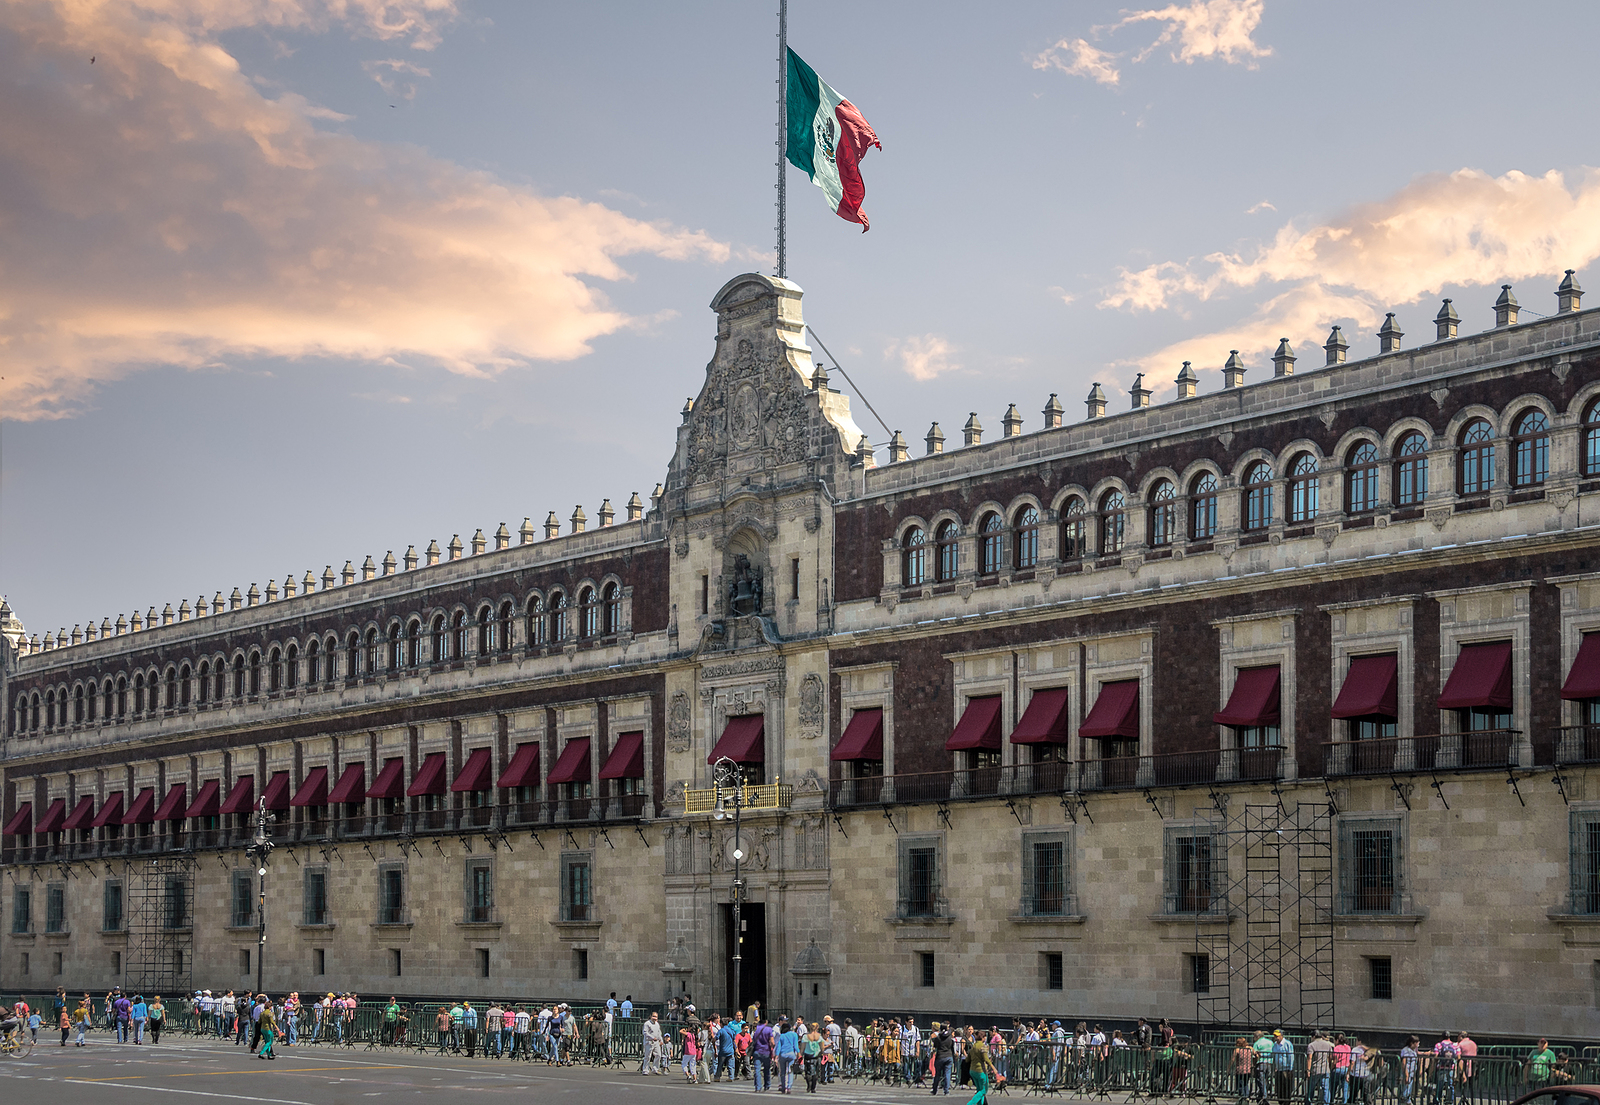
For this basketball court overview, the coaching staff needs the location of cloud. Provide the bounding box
[887,335,961,382]
[1121,0,1272,66]
[1100,166,1600,387]
[362,57,430,99]
[1030,37,1121,86]
[0,0,728,420]
[1246,200,1276,214]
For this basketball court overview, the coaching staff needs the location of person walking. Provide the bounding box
[1399,1037,1421,1105]
[1307,1031,1334,1105]
[752,1016,775,1092]
[802,1023,825,1093]
[965,1029,999,1105]
[681,1022,701,1083]
[1233,1037,1257,1105]
[1271,1031,1296,1105]
[73,998,90,1046]
[130,994,148,1045]
[776,1020,800,1094]
[1432,1032,1460,1105]
[932,1022,955,1096]
[113,990,132,1044]
[642,1011,664,1074]
[148,996,165,1045]
[257,996,278,1061]
[462,1001,479,1058]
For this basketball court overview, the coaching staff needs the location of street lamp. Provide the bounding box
[710,756,748,1020]
[246,796,274,995]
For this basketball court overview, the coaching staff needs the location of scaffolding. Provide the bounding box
[125,856,194,997]
[1194,799,1334,1032]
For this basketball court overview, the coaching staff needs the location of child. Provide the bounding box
[27,1009,42,1043]
[59,1006,70,1047]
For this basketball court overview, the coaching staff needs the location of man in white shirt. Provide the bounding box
[219,992,236,1040]
[513,1005,532,1059]
[825,1016,843,1083]
[641,1011,664,1074]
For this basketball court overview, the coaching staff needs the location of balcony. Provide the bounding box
[682,782,793,815]
[1323,730,1519,777]
[1553,725,1600,765]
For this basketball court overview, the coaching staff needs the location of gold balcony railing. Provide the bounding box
[682,782,792,814]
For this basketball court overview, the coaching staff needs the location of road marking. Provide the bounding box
[59,1079,321,1105]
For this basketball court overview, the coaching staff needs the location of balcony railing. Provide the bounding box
[1553,725,1600,765]
[682,783,794,815]
[1323,730,1520,777]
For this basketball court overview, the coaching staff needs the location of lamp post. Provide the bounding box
[246,796,274,995]
[711,756,747,1019]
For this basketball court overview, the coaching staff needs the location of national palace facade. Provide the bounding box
[5,271,1600,1036]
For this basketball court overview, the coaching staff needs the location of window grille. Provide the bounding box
[1585,403,1600,477]
[44,885,64,933]
[303,868,329,925]
[1570,810,1600,915]
[103,881,123,932]
[1369,956,1393,1000]
[379,867,406,924]
[561,853,592,922]
[1338,818,1402,913]
[1099,491,1125,555]
[1347,442,1379,513]
[1021,832,1074,916]
[1512,409,1549,487]
[163,876,190,929]
[897,837,943,918]
[1163,828,1221,914]
[934,521,960,580]
[1014,507,1040,568]
[1060,499,1088,558]
[1458,419,1495,495]
[902,527,927,586]
[11,888,29,934]
[467,861,494,923]
[979,513,1004,574]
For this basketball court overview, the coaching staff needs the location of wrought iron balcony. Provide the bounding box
[682,782,793,815]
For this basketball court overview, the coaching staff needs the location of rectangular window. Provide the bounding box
[12,887,30,934]
[111,950,120,975]
[1571,811,1600,915]
[1043,951,1064,991]
[231,873,253,927]
[52,951,62,976]
[919,951,936,988]
[561,853,592,922]
[898,837,943,918]
[1023,832,1073,916]
[390,948,402,976]
[379,866,406,924]
[1164,828,1218,914]
[20,952,27,976]
[104,881,124,932]
[701,575,709,616]
[574,947,589,980]
[791,558,801,601]
[313,948,326,975]
[163,876,189,929]
[466,861,494,923]
[239,948,251,976]
[44,885,64,933]
[1339,819,1402,914]
[475,947,490,978]
[1188,953,1211,994]
[1369,956,1393,1000]
[303,868,329,925]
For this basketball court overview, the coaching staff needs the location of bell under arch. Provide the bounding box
[724,527,770,618]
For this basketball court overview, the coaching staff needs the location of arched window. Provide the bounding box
[498,602,513,653]
[1458,418,1495,495]
[1190,474,1218,539]
[1287,454,1319,523]
[325,636,339,681]
[602,583,621,636]
[364,628,378,674]
[198,662,210,704]
[165,667,178,708]
[284,645,297,690]
[179,664,191,706]
[978,512,1004,575]
[85,683,96,722]
[116,677,127,718]
[935,521,960,581]
[549,592,568,643]
[578,587,599,639]
[1395,432,1429,506]
[31,691,41,730]
[267,648,281,693]
[73,685,84,724]
[403,620,419,666]
[386,625,400,671]
[477,606,493,655]
[344,631,359,678]
[1060,498,1087,559]
[132,676,143,715]
[1243,462,1274,530]
[102,680,113,720]
[528,597,548,647]
[1585,402,1600,477]
[215,659,227,700]
[1099,490,1125,556]
[1512,409,1549,487]
[451,611,467,658]
[306,639,320,685]
[1345,442,1379,514]
[1014,507,1040,569]
[430,615,446,664]
[902,526,927,586]
[248,650,261,696]
[1148,481,1175,547]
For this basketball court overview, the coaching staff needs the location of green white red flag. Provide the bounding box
[785,48,881,231]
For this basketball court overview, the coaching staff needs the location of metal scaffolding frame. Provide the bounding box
[1194,799,1335,1031]
[125,855,195,997]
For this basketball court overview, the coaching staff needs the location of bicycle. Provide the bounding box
[0,1027,36,1058]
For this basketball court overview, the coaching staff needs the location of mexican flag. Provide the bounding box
[786,48,882,231]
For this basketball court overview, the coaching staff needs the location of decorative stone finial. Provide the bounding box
[425,540,441,566]
[1559,270,1583,313]
[447,535,463,561]
[544,512,560,540]
[179,600,191,622]
[115,614,127,635]
[247,584,260,607]
[1272,339,1296,377]
[43,631,54,651]
[403,546,418,571]
[87,621,100,641]
[264,581,278,603]
[1378,313,1403,353]
[320,566,335,590]
[1175,362,1199,400]
[1494,284,1519,327]
[1084,384,1107,419]
[229,588,243,611]
[1042,392,1064,428]
[70,624,82,645]
[213,592,227,615]
[1130,373,1151,408]
[160,603,173,624]
[569,507,586,534]
[1222,351,1246,389]
[1434,299,1459,341]
[518,518,536,545]
[382,551,396,576]
[282,576,296,598]
[963,412,983,446]
[1324,326,1348,365]
[146,607,157,627]
[925,422,945,455]
[855,435,875,468]
[626,493,644,522]
[652,484,664,509]
[340,561,355,586]
[598,500,615,527]
[812,361,830,390]
[681,398,694,422]
[494,522,511,549]
[131,609,144,632]
[1002,404,1023,437]
[195,594,208,617]
[358,557,373,582]
[887,430,909,463]
[470,529,486,555]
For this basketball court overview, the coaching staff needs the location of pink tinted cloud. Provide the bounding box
[0,0,728,420]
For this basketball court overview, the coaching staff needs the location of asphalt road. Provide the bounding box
[0,1037,990,1105]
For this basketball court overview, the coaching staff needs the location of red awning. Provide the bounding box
[406,752,448,797]
[327,763,366,805]
[1331,654,1399,719]
[3,803,31,837]
[153,784,188,822]
[1214,667,1282,728]
[90,792,125,828]
[1079,681,1140,739]
[35,799,66,834]
[709,715,765,763]
[599,732,646,779]
[219,776,255,815]
[1438,641,1513,710]
[1011,689,1072,744]
[367,758,407,799]
[122,787,157,825]
[831,709,885,761]
[946,696,1003,751]
[62,795,95,831]
[290,766,329,807]
[1563,634,1600,700]
[547,738,592,785]
[496,744,540,789]
[262,771,292,810]
[184,780,220,819]
[451,748,493,792]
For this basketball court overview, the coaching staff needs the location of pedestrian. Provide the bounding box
[1432,1032,1460,1105]
[736,1019,753,1080]
[1525,1039,1557,1090]
[1399,1037,1421,1105]
[1233,1037,1256,1105]
[753,1015,775,1092]
[434,1007,451,1053]
[642,1011,664,1074]
[148,995,165,1045]
[932,1021,955,1096]
[1272,1030,1296,1105]
[73,998,90,1046]
[113,990,132,1044]
[26,1007,41,1044]
[965,1028,999,1105]
[1347,1038,1372,1105]
[58,1005,71,1047]
[131,994,148,1045]
[777,1019,800,1094]
[803,1022,825,1093]
[1454,1032,1477,1103]
[463,1001,479,1058]
[681,1022,701,1083]
[257,995,277,1060]
[1307,1030,1335,1105]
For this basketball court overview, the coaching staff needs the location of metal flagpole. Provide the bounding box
[776,0,787,279]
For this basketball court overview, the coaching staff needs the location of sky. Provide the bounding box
[6,0,1600,635]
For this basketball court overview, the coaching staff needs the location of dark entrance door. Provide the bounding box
[722,901,766,1017]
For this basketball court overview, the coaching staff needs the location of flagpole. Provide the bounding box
[776,0,787,279]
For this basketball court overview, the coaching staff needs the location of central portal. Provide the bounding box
[722,901,767,1017]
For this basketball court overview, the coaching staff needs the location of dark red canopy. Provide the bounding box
[1010,688,1071,744]
[219,776,255,815]
[496,744,540,789]
[367,758,407,799]
[290,766,329,807]
[406,752,448,797]
[1438,641,1512,710]
[90,792,124,828]
[599,732,645,779]
[153,784,188,822]
[831,709,884,761]
[709,715,766,763]
[3,803,31,836]
[1562,634,1600,700]
[1214,667,1281,728]
[34,799,66,834]
[945,696,1002,751]
[547,739,592,785]
[1331,654,1398,719]
[1079,682,1140,739]
[183,780,220,819]
[451,748,493,792]
[327,763,366,804]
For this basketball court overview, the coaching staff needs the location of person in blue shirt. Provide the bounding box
[715,1017,738,1082]
[621,996,633,1019]
[776,1020,801,1093]
[130,995,148,1045]
[462,1001,480,1058]
[1272,1030,1296,1105]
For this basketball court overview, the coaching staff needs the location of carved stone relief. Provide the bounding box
[798,673,825,737]
[667,693,691,753]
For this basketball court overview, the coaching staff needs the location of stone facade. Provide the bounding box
[5,271,1600,1036]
